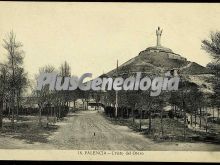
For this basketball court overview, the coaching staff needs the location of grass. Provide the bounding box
[0,115,59,144]
[104,114,220,144]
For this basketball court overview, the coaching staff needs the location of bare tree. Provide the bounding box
[3,31,26,128]
[36,65,56,126]
[58,61,71,118]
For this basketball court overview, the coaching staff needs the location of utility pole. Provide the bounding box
[115,60,118,118]
[179,72,186,140]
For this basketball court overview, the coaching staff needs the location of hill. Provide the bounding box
[106,47,211,77]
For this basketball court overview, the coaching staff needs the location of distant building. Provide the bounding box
[87,99,104,111]
[75,99,104,111]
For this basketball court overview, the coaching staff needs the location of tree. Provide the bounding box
[202,34,220,123]
[14,67,28,120]
[207,63,220,118]
[3,31,26,128]
[203,30,220,122]
[202,31,220,62]
[69,88,80,110]
[58,61,71,118]
[0,64,8,129]
[59,61,71,105]
[35,65,56,126]
[126,90,142,124]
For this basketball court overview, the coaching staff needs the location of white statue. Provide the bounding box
[156,26,163,47]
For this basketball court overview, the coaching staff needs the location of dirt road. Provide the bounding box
[47,110,220,151]
[49,110,157,150]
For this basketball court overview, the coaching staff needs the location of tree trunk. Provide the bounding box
[160,108,164,136]
[190,113,193,126]
[58,103,61,119]
[86,101,89,110]
[53,107,56,123]
[11,106,14,129]
[199,107,202,128]
[16,100,19,121]
[132,108,135,125]
[11,91,15,129]
[194,108,197,127]
[205,106,208,133]
[8,104,11,120]
[183,102,186,140]
[139,110,142,131]
[132,104,136,125]
[218,107,220,119]
[39,106,42,126]
[148,109,152,133]
[50,106,53,117]
[213,106,215,122]
[74,100,76,109]
[16,91,20,121]
[0,97,3,129]
[46,107,49,127]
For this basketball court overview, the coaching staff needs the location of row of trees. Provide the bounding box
[32,62,83,127]
[103,76,205,137]
[0,31,86,129]
[202,31,220,123]
[0,31,28,129]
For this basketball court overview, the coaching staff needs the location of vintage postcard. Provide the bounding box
[0,1,220,162]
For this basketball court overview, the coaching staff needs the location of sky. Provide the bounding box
[0,2,220,80]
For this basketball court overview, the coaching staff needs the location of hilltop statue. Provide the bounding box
[156,26,163,47]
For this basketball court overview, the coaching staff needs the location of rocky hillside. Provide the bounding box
[102,46,214,95]
[107,48,211,77]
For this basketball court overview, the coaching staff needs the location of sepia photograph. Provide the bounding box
[0,1,220,162]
